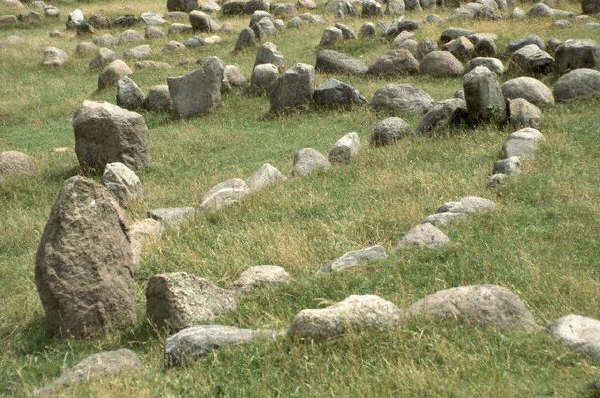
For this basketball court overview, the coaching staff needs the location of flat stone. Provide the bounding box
[232,265,292,292]
[200,178,250,210]
[323,245,387,272]
[148,207,196,228]
[548,314,600,362]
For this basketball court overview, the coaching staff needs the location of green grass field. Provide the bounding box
[1,0,600,396]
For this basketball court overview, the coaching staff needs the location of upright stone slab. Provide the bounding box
[168,58,223,118]
[73,101,149,171]
[35,176,136,338]
[269,63,315,113]
[463,65,505,122]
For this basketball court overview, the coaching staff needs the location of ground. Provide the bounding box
[1,0,600,396]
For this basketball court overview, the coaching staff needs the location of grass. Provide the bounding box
[1,0,600,396]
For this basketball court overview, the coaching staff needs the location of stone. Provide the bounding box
[245,0,271,13]
[234,27,256,52]
[0,151,35,182]
[251,16,277,39]
[384,19,420,38]
[141,12,167,25]
[555,40,600,76]
[254,42,285,72]
[33,350,143,397]
[73,101,149,171]
[313,78,366,108]
[167,0,200,12]
[203,35,222,44]
[371,83,433,115]
[169,23,193,34]
[463,66,505,123]
[165,325,281,367]
[323,245,387,272]
[35,176,136,338]
[425,14,442,23]
[507,34,545,53]
[251,63,279,94]
[112,15,141,28]
[420,51,464,77]
[548,314,600,362]
[527,2,554,17]
[291,148,330,177]
[397,223,449,249]
[511,7,525,18]
[288,295,403,339]
[119,29,144,44]
[89,48,118,70]
[273,3,297,17]
[42,47,68,66]
[367,49,420,76]
[391,31,416,50]
[404,0,422,10]
[408,285,538,331]
[487,173,507,187]
[422,212,467,226]
[417,38,438,60]
[0,15,17,25]
[221,1,246,15]
[328,132,360,163]
[168,58,223,118]
[269,63,315,113]
[333,23,355,40]
[287,16,304,28]
[493,156,521,175]
[358,22,376,38]
[233,265,292,292]
[386,0,405,14]
[440,27,474,45]
[501,128,545,159]
[18,10,42,24]
[510,44,554,75]
[553,19,571,28]
[129,218,163,267]
[66,9,84,29]
[98,60,132,90]
[416,98,467,136]
[93,34,118,48]
[76,22,95,36]
[325,0,356,16]
[502,77,554,107]
[135,60,171,70]
[474,38,497,58]
[246,163,286,191]
[148,207,195,228]
[88,14,110,28]
[465,57,504,74]
[508,98,541,129]
[162,40,186,53]
[315,49,368,75]
[361,0,383,17]
[222,65,246,91]
[189,10,220,32]
[553,68,600,102]
[102,162,142,207]
[442,36,474,62]
[435,196,496,214]
[297,0,317,8]
[124,44,152,60]
[145,25,165,39]
[200,178,250,210]
[371,117,412,146]
[184,36,206,48]
[75,42,97,56]
[319,26,344,47]
[116,77,144,110]
[146,272,236,332]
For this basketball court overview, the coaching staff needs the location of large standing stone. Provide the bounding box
[146,272,236,332]
[548,314,600,362]
[254,42,285,72]
[246,163,286,191]
[35,176,136,338]
[288,295,403,339]
[508,98,541,129]
[102,162,142,207]
[408,285,538,332]
[416,98,467,136]
[328,132,360,163]
[98,60,133,90]
[371,83,433,115]
[501,128,545,159]
[33,349,143,397]
[165,325,281,367]
[234,27,256,52]
[510,44,554,75]
[291,148,330,177]
[371,117,412,146]
[313,78,366,108]
[116,77,144,110]
[397,223,449,249]
[367,49,420,76]
[168,58,223,118]
[315,49,368,75]
[463,66,505,122]
[502,77,555,106]
[555,40,600,76]
[323,245,387,272]
[553,68,600,101]
[269,63,315,113]
[0,151,36,182]
[420,51,464,77]
[251,63,279,94]
[200,178,250,210]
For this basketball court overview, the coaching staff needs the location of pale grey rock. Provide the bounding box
[420,51,464,77]
[493,156,521,175]
[272,3,297,17]
[487,173,507,187]
[89,48,119,70]
[102,162,142,207]
[397,223,449,249]
[328,132,360,163]
[145,25,165,39]
[527,2,554,17]
[200,178,250,210]
[315,49,368,75]
[440,27,474,44]
[291,148,330,177]
[119,29,144,44]
[367,49,420,76]
[501,128,545,159]
[555,40,600,76]
[251,63,279,94]
[98,60,133,90]
[0,151,35,182]
[323,245,387,272]
[361,0,383,17]
[385,0,405,14]
[124,44,152,60]
[548,314,600,362]
[148,207,196,228]
[422,211,467,226]
[162,40,187,53]
[168,23,193,34]
[442,36,474,62]
[222,65,246,91]
[416,38,438,60]
[319,26,343,47]
[371,117,412,146]
[313,78,366,108]
[553,68,600,102]
[463,65,505,122]
[508,98,541,129]
[465,57,504,74]
[135,60,171,70]
[371,83,433,115]
[75,42,97,56]
[232,265,292,292]
[510,44,554,75]
[189,10,220,32]
[358,22,376,38]
[42,47,68,66]
[144,85,173,112]
[246,163,286,191]
[141,11,166,25]
[116,77,144,110]
[234,27,256,52]
[93,33,117,48]
[335,23,356,40]
[506,34,545,53]
[129,218,163,268]
[269,63,315,113]
[502,77,555,106]
[168,58,223,118]
[415,98,467,136]
[254,41,285,71]
[435,196,495,214]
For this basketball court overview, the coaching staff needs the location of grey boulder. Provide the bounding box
[371,83,433,115]
[102,162,142,207]
[291,148,330,177]
[323,245,387,272]
[328,132,360,163]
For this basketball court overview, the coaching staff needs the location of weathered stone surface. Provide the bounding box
[0,15,17,25]
[367,49,420,76]
[269,63,315,113]
[553,68,600,101]
[487,172,507,187]
[463,66,505,122]
[361,0,383,16]
[143,85,172,112]
[371,117,412,146]
[162,40,186,53]
[416,38,438,60]
[328,132,360,163]
[335,23,356,40]
[555,40,600,76]
[442,36,474,62]
[102,162,141,208]
[297,0,317,8]
[165,325,281,367]
[129,218,163,267]
[89,48,119,70]
[119,29,144,44]
[315,49,368,75]
[189,10,220,32]
[246,163,286,191]
[145,25,165,39]
[493,156,521,175]
[420,51,464,77]
[527,2,554,17]
[35,176,136,338]
[245,0,271,13]
[397,223,449,249]
[0,151,35,182]
[147,272,236,332]
[141,11,167,25]
[291,148,330,177]
[42,47,68,66]
[502,77,555,106]
[474,38,497,58]
[415,98,467,136]
[93,34,118,48]
[288,295,403,339]
[323,245,387,272]
[510,44,554,75]
[501,127,545,159]
[254,42,285,72]
[200,178,250,210]
[251,16,277,39]
[508,98,541,129]
[507,34,545,53]
[440,27,473,45]
[221,65,246,91]
[167,0,200,12]
[75,42,98,57]
[372,83,433,115]
[18,10,43,24]
[33,349,143,397]
[112,15,141,28]
[465,57,504,75]
[168,22,193,34]
[234,27,256,52]
[385,0,405,14]
[422,211,467,226]
[73,101,149,171]
[548,314,600,362]
[88,14,110,28]
[251,63,279,94]
[233,265,292,292]
[135,60,171,70]
[148,207,195,228]
[116,77,144,110]
[319,26,343,47]
[272,3,297,17]
[98,60,133,90]
[358,22,376,38]
[313,78,366,108]
[168,58,223,118]
[408,285,538,331]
